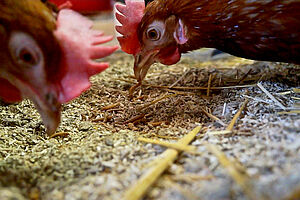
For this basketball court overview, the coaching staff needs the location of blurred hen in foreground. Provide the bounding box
[115,0,300,82]
[0,0,118,135]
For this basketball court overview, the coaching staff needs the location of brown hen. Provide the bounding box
[0,0,118,135]
[116,0,300,82]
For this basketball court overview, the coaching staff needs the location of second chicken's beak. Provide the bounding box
[134,50,159,82]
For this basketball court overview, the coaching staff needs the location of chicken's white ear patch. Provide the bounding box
[173,19,188,44]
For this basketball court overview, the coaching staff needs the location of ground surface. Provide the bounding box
[0,50,300,200]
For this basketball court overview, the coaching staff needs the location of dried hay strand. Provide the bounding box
[118,78,256,91]
[101,102,120,111]
[207,74,213,96]
[293,88,300,93]
[278,110,300,115]
[137,137,196,152]
[201,107,226,126]
[205,144,261,200]
[226,98,249,132]
[205,95,264,200]
[257,82,286,110]
[138,93,177,111]
[207,97,249,135]
[124,126,202,200]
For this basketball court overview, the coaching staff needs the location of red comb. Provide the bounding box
[54,9,118,103]
[115,0,145,55]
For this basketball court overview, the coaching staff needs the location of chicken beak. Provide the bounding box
[31,91,61,136]
[134,50,159,82]
[11,77,61,136]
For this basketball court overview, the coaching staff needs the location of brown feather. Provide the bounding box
[139,0,300,64]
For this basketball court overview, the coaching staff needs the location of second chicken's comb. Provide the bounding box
[115,0,145,55]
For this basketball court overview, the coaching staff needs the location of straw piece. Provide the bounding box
[237,68,252,84]
[133,95,146,101]
[291,97,300,101]
[277,91,292,96]
[293,88,300,94]
[207,130,232,135]
[138,137,196,152]
[165,89,198,96]
[226,99,249,131]
[148,121,169,127]
[257,82,286,110]
[124,126,202,200]
[201,107,226,126]
[222,102,227,116]
[138,93,177,111]
[278,110,300,115]
[117,78,256,90]
[205,144,259,200]
[169,69,190,88]
[124,114,146,124]
[242,94,270,104]
[129,82,142,98]
[92,115,113,122]
[101,102,120,111]
[166,84,256,90]
[207,74,213,96]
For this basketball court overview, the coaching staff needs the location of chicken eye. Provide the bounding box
[9,31,42,68]
[18,48,38,65]
[146,28,161,41]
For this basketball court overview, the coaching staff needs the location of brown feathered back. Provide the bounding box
[139,0,300,64]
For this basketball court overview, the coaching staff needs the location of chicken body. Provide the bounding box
[116,0,300,81]
[0,0,117,135]
[164,0,300,63]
